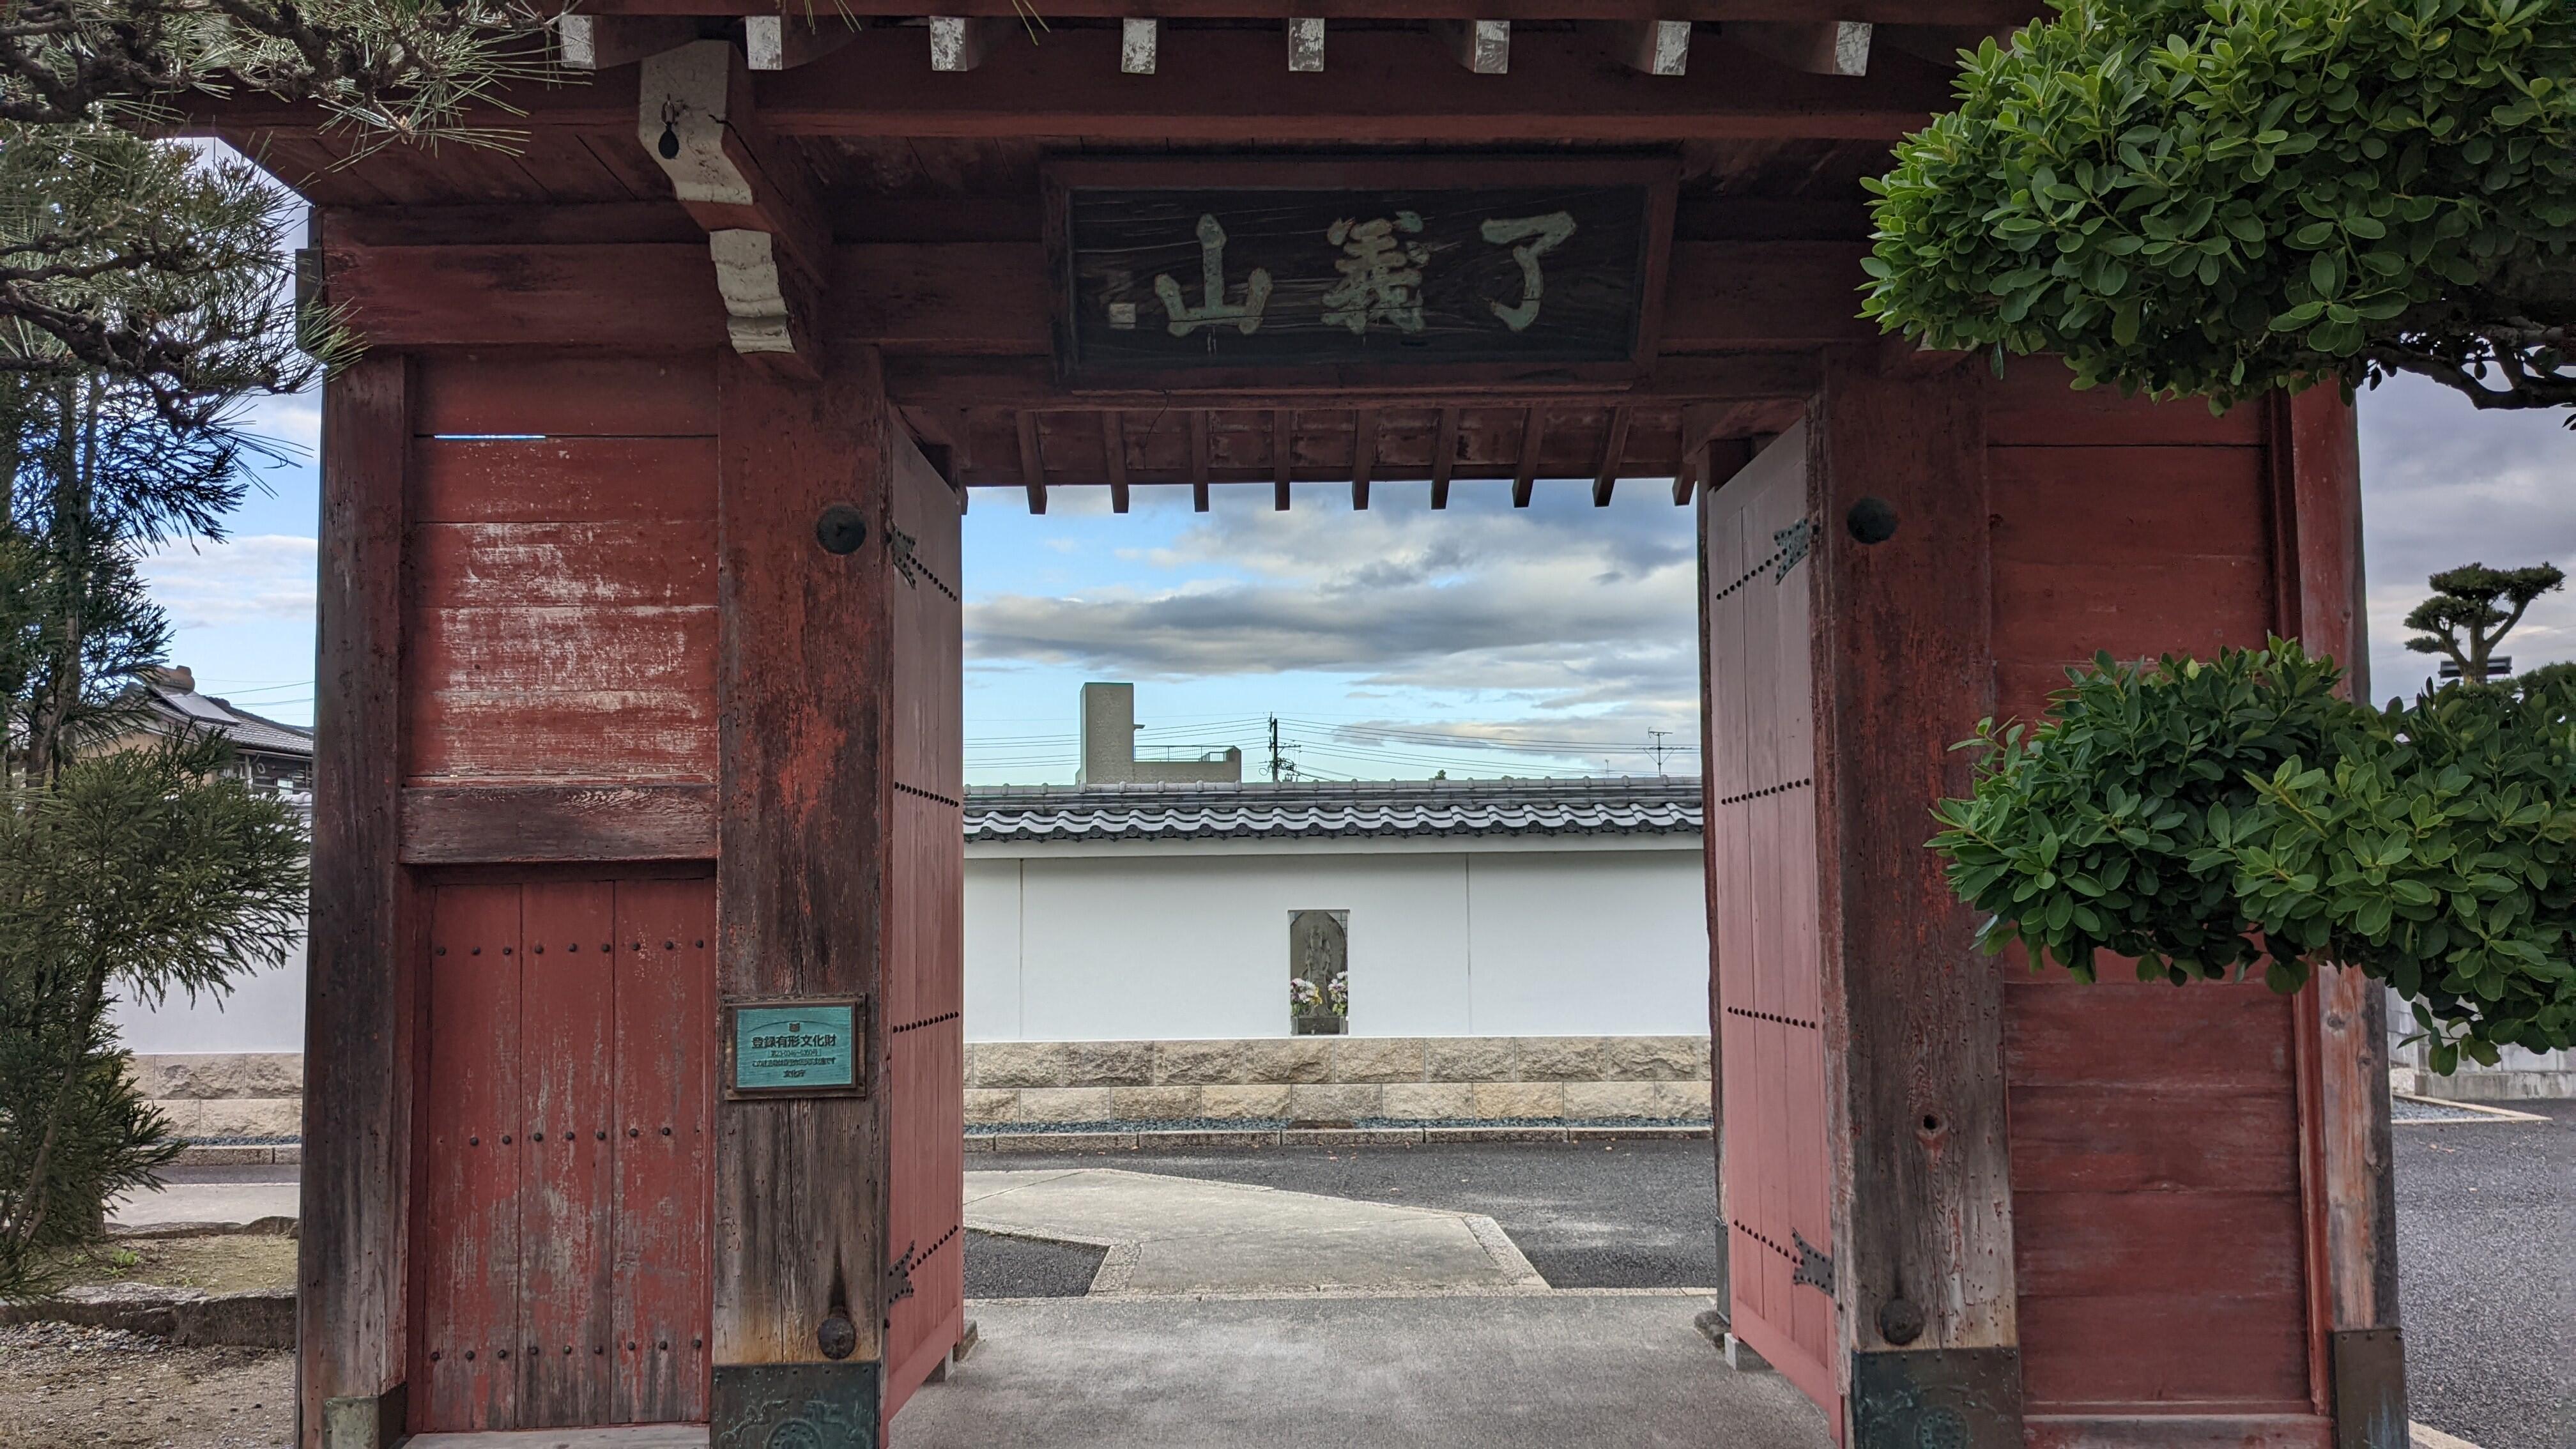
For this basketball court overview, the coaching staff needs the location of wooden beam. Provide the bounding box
[1122,17,1159,72]
[1101,410,1131,513]
[317,238,1872,355]
[1702,435,1757,495]
[1727,19,1873,75]
[640,40,830,374]
[747,14,861,70]
[558,13,696,70]
[1274,408,1294,510]
[1613,17,1694,73]
[1430,406,1460,509]
[929,15,1007,71]
[884,355,1823,415]
[1512,407,1544,507]
[399,785,718,864]
[1288,17,1326,71]
[1592,406,1630,505]
[1434,19,1512,72]
[1671,441,1700,505]
[553,0,2036,20]
[751,27,1947,140]
[1016,410,1047,514]
[297,351,416,1449]
[1351,409,1377,509]
[1808,356,2017,1422]
[1188,410,1211,511]
[712,348,889,1403]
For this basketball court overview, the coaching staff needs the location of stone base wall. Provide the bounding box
[963,1035,1713,1124]
[130,1036,1719,1137]
[131,1053,304,1139]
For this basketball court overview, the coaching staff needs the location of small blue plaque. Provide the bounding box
[732,1003,858,1093]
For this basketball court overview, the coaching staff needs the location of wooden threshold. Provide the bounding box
[399,1427,709,1449]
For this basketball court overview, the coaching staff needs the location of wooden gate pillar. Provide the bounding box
[712,348,896,1443]
[299,352,418,1449]
[2276,392,2407,1448]
[1806,354,2022,1443]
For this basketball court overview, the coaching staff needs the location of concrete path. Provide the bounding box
[898,1293,1831,1449]
[109,1165,298,1229]
[963,1168,1547,1296]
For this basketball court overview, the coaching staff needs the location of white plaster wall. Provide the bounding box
[964,857,1025,1039]
[965,844,1710,1042]
[996,850,1473,1041]
[109,929,309,1055]
[1464,851,1710,1036]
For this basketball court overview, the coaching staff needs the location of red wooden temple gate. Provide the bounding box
[217,8,2402,1449]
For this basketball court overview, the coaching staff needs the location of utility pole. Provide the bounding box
[1646,728,1673,776]
[1267,714,1284,783]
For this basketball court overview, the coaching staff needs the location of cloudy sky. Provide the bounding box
[151,371,2568,785]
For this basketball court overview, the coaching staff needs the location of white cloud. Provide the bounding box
[138,535,317,628]
[965,500,1698,717]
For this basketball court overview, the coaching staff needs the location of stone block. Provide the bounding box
[1153,1038,1331,1085]
[1195,1084,1292,1120]
[1604,1035,1711,1082]
[1059,1039,1157,1087]
[1561,1081,1667,1121]
[1286,1084,1381,1121]
[962,1089,1020,1125]
[1515,1037,1611,1082]
[1330,1038,1427,1083]
[1471,1081,1565,1120]
[1110,1085,1202,1121]
[1424,1037,1516,1082]
[1380,1082,1476,1121]
[157,1098,303,1140]
[1011,1087,1115,1123]
[970,1041,1072,1089]
[1641,1080,1716,1119]
[132,1052,304,1100]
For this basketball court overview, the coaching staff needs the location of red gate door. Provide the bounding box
[880,429,966,1430]
[1703,422,1841,1434]
[413,875,716,1434]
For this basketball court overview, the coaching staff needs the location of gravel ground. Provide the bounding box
[966,1230,1108,1300]
[969,1138,1721,1291]
[2394,1098,2575,1449]
[0,1322,289,1448]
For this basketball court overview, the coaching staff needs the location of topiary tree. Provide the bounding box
[1931,640,2576,1072]
[1862,0,2576,417]
[2404,561,2564,681]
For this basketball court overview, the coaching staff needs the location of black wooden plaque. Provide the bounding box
[1046,158,1675,387]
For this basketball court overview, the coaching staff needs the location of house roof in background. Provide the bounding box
[964,778,1703,845]
[142,674,315,758]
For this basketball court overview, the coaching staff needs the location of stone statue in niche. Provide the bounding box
[1289,908,1349,1036]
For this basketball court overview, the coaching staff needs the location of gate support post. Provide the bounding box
[1807,354,2022,1445]
[712,347,894,1445]
[298,352,418,1449]
[2276,392,2407,1449]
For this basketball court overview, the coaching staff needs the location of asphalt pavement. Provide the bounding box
[967,1138,1721,1291]
[2393,1099,2575,1449]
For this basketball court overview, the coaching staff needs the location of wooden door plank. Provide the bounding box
[518,882,620,1426]
[613,878,717,1425]
[418,884,526,1433]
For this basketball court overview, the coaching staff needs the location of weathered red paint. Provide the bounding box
[1703,421,1841,1429]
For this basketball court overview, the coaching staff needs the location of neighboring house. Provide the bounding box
[115,664,315,796]
[965,777,1708,1041]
